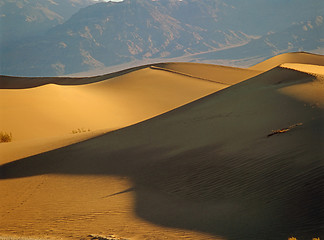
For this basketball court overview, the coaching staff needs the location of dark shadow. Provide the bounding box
[103,187,135,198]
[0,139,323,240]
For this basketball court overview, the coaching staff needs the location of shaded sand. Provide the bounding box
[249,52,324,71]
[1,54,324,240]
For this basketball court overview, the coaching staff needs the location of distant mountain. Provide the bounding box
[1,0,323,76]
[190,16,324,67]
[0,0,95,45]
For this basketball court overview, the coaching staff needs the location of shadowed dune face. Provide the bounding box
[1,65,323,239]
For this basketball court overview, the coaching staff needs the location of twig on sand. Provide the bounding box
[88,234,128,240]
[267,123,303,137]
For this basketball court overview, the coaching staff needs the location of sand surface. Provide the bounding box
[1,63,259,163]
[0,52,323,240]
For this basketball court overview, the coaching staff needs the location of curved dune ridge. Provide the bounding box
[249,52,324,71]
[0,52,324,240]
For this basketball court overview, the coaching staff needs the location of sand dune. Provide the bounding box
[0,53,323,240]
[0,63,259,164]
[249,52,324,71]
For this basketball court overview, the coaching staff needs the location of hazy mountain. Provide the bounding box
[191,16,324,66]
[1,0,323,76]
[0,0,96,45]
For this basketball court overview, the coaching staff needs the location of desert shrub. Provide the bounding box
[72,128,91,134]
[0,131,12,143]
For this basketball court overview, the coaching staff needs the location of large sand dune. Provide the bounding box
[0,52,323,240]
[0,64,259,163]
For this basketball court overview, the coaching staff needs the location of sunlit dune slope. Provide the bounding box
[281,63,324,76]
[1,65,323,239]
[0,63,258,163]
[0,68,225,141]
[279,63,324,108]
[249,52,324,71]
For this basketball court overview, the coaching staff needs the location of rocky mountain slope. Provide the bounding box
[0,0,96,46]
[191,16,324,66]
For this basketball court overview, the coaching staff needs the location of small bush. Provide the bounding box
[0,131,12,143]
[72,128,91,134]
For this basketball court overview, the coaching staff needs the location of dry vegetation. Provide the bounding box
[88,234,128,240]
[0,132,12,143]
[267,123,303,137]
[72,128,91,134]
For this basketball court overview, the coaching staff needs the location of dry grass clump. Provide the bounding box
[0,131,12,143]
[72,128,91,134]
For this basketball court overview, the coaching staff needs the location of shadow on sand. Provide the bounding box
[1,137,323,240]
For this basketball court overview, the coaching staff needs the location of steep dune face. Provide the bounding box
[1,62,323,239]
[249,52,324,71]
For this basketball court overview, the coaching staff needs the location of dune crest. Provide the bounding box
[280,63,324,77]
[249,52,324,71]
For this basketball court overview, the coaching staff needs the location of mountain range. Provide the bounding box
[0,0,97,45]
[1,0,323,76]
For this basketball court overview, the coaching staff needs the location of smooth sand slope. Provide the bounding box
[0,64,260,163]
[0,52,323,240]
